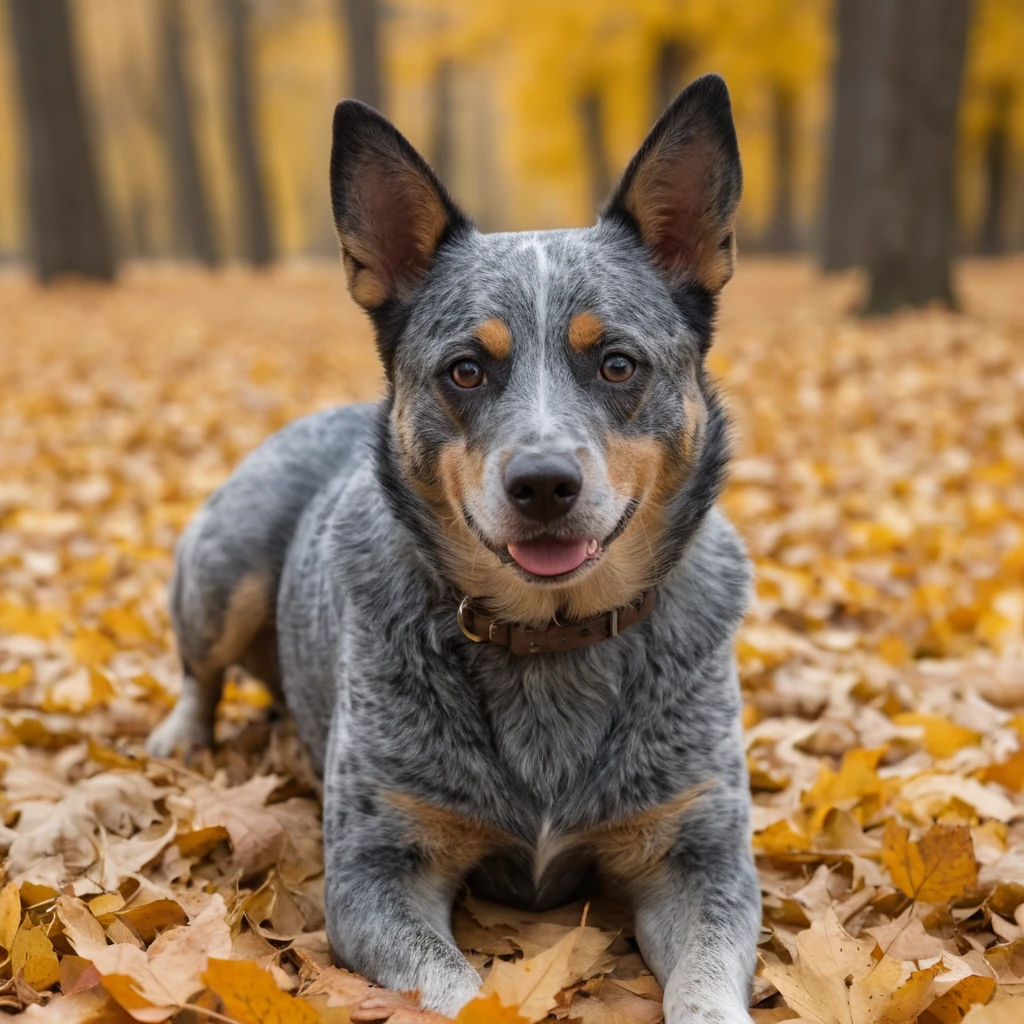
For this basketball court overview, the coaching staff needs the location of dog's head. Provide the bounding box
[330,75,741,627]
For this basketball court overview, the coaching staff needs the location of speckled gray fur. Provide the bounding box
[149,75,760,1023]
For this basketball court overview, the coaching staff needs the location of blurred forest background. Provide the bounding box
[1,0,1023,313]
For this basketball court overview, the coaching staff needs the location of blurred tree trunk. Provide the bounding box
[655,39,690,114]
[977,83,1013,257]
[862,0,969,314]
[222,0,274,266]
[764,83,798,253]
[339,0,383,110]
[579,91,611,214]
[9,0,116,282]
[431,60,454,187]
[161,0,219,266]
[819,0,887,271]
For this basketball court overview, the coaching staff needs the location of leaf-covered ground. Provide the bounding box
[1,260,1023,1023]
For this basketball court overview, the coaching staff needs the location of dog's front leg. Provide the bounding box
[322,784,482,1016]
[633,794,761,1024]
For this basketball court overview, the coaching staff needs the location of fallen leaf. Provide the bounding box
[202,957,319,1024]
[762,908,939,1024]
[882,821,978,903]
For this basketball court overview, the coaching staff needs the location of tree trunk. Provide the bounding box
[339,0,383,110]
[654,39,690,115]
[222,0,274,266]
[764,83,798,253]
[579,91,611,215]
[819,0,890,271]
[431,60,454,187]
[977,83,1012,257]
[8,0,116,282]
[862,0,969,314]
[161,0,219,266]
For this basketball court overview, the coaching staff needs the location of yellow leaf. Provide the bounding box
[0,882,22,952]
[22,952,61,991]
[979,748,1024,792]
[892,713,981,758]
[0,664,33,691]
[99,605,154,645]
[11,921,55,975]
[925,973,997,1024]
[882,821,978,903]
[173,825,231,859]
[802,747,885,809]
[70,627,117,667]
[202,957,319,1024]
[753,819,812,856]
[456,993,529,1023]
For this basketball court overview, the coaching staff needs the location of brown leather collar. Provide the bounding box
[457,590,657,655]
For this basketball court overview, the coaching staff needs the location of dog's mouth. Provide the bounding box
[506,537,600,577]
[463,500,639,584]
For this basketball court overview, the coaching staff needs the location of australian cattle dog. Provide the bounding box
[148,74,760,1024]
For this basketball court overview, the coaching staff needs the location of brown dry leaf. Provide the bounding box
[481,927,578,1023]
[762,908,940,1024]
[882,821,979,904]
[76,894,231,1020]
[301,964,378,1007]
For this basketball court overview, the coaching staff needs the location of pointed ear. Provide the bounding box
[602,74,742,294]
[330,101,470,311]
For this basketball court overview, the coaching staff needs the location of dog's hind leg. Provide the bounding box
[147,521,274,757]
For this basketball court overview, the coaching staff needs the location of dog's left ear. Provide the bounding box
[602,74,742,294]
[330,100,470,312]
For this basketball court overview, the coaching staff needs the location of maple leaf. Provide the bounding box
[761,908,940,1024]
[481,927,578,1023]
[882,821,979,904]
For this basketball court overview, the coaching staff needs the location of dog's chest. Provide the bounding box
[471,647,627,804]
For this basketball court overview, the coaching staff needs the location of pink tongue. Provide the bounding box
[507,538,591,576]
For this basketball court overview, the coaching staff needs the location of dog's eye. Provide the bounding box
[451,359,484,388]
[600,354,635,383]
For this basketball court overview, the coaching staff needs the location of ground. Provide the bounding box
[0,259,1023,1023]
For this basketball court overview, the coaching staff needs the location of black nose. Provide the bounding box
[504,451,583,522]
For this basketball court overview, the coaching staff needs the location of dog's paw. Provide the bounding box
[145,700,214,758]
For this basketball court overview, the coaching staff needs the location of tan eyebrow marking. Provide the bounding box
[475,318,513,360]
[567,312,605,352]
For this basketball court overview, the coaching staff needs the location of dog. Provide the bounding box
[147,74,760,1023]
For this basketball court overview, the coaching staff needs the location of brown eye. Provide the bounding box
[601,354,635,383]
[451,359,484,388]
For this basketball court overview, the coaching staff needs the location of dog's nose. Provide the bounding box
[504,451,582,522]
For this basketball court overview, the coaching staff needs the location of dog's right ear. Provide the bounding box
[601,74,742,296]
[330,101,470,313]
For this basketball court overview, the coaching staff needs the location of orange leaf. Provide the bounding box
[456,993,529,1023]
[882,821,978,903]
[202,957,319,1024]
